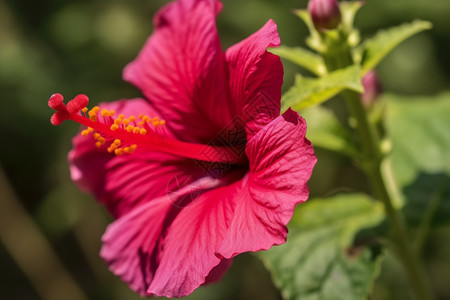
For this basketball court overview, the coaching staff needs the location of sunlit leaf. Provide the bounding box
[281,65,363,111]
[357,20,432,74]
[301,105,359,157]
[340,1,364,47]
[294,9,324,53]
[340,1,364,32]
[270,46,326,76]
[261,194,384,300]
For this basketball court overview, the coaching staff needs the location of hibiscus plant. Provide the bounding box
[48,0,446,299]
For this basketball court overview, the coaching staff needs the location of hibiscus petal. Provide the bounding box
[101,177,223,296]
[103,151,202,218]
[225,19,283,140]
[217,109,317,258]
[123,0,229,143]
[100,198,172,297]
[69,98,200,218]
[203,258,233,285]
[147,179,241,297]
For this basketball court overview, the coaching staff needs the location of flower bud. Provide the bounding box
[308,0,342,32]
[361,70,382,107]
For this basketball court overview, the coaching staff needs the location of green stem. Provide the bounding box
[322,41,434,300]
[345,91,433,300]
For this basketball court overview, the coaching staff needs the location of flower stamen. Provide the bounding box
[49,93,246,164]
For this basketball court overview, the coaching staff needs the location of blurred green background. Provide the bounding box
[0,0,449,299]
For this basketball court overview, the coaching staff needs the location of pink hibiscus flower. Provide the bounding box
[48,0,316,297]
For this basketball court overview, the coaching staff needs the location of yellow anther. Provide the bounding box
[92,106,100,113]
[88,110,97,121]
[98,137,105,144]
[88,127,94,133]
[138,121,145,127]
[133,127,141,134]
[109,110,116,117]
[107,146,115,153]
[160,120,166,125]
[82,107,88,113]
[126,125,134,132]
[113,139,121,146]
[123,119,129,126]
[124,147,132,153]
[110,124,119,131]
[115,149,124,156]
[142,116,150,122]
[140,128,147,135]
[81,129,89,136]
[114,118,122,125]
[130,144,137,151]
[118,114,124,119]
[101,109,109,117]
[95,142,102,148]
[129,116,136,122]
[139,114,143,119]
[93,133,100,139]
[153,120,160,126]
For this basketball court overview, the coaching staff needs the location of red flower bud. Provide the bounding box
[361,70,382,107]
[308,0,342,32]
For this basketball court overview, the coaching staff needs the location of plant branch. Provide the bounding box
[322,39,434,300]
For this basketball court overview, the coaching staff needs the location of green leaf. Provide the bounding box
[261,194,384,300]
[294,9,324,53]
[301,105,359,157]
[340,1,364,47]
[340,1,364,32]
[384,93,450,226]
[281,65,363,111]
[269,46,326,76]
[357,20,432,74]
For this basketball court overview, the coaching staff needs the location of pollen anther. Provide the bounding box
[111,124,119,131]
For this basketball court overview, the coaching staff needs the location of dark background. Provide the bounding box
[1,0,449,299]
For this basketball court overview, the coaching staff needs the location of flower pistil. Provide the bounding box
[49,93,244,163]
